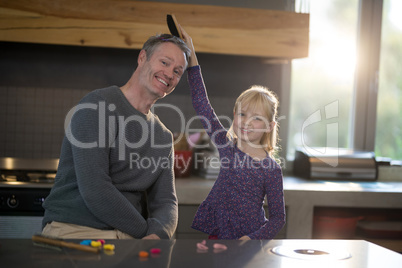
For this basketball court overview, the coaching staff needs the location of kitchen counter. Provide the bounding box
[1,238,401,267]
[2,176,401,243]
[175,176,402,238]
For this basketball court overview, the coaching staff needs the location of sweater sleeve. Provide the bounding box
[187,66,228,146]
[145,144,178,239]
[68,94,148,238]
[247,165,286,240]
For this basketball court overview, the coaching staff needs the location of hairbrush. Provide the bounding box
[166,14,183,39]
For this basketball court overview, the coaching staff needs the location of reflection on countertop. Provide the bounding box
[1,238,401,268]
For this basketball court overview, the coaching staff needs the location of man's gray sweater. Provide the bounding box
[42,86,177,239]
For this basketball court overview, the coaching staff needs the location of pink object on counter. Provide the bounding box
[196,240,228,253]
[150,248,161,254]
[213,243,227,250]
[196,240,209,251]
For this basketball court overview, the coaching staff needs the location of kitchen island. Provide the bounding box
[0,238,401,267]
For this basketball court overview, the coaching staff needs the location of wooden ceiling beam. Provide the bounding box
[0,0,309,58]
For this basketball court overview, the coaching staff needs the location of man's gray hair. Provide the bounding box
[142,34,191,65]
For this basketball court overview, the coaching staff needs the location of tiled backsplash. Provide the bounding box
[0,86,90,158]
[0,86,235,159]
[0,42,280,159]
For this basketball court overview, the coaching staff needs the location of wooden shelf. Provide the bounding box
[0,0,309,58]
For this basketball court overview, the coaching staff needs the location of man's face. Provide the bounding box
[137,42,187,99]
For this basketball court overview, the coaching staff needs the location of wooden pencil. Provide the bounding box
[32,234,100,253]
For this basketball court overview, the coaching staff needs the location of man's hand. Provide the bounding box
[239,235,251,241]
[142,234,160,240]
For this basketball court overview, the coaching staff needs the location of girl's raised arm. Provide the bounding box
[178,24,199,67]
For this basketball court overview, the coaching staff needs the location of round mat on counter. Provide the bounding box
[271,245,351,261]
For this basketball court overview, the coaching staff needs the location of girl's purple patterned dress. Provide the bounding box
[188,65,285,240]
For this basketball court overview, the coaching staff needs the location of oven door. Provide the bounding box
[0,215,44,238]
[0,187,50,238]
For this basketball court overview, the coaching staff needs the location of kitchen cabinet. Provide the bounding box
[312,207,402,253]
[0,0,309,58]
[176,205,204,239]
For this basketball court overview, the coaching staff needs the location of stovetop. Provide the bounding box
[0,157,58,187]
[0,171,56,184]
[0,171,55,189]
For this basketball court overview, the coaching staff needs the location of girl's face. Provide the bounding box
[233,104,272,147]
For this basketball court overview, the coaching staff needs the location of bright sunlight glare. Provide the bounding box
[389,0,402,31]
[308,1,357,81]
[310,38,356,80]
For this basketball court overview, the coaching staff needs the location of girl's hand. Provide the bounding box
[178,24,199,67]
[239,235,251,241]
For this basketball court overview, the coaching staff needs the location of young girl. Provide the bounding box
[180,27,286,240]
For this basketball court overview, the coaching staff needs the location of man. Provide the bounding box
[42,34,190,239]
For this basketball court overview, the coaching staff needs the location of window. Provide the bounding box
[288,0,359,158]
[288,0,401,161]
[375,0,402,160]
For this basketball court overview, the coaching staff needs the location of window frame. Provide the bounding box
[352,0,383,152]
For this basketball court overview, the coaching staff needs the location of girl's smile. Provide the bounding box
[233,105,270,146]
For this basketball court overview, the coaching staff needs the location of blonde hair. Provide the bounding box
[227,85,280,162]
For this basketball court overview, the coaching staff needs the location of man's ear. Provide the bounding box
[138,50,147,65]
